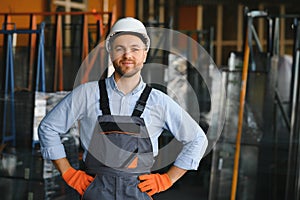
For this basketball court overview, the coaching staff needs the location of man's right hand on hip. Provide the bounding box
[62,167,94,195]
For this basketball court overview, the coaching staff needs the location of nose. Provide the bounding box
[122,49,133,58]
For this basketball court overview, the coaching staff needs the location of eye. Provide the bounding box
[132,48,140,52]
[115,47,124,52]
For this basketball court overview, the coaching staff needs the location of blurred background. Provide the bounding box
[0,0,300,199]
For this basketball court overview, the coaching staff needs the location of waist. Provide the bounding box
[86,165,150,177]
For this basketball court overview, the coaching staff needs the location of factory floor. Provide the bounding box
[0,144,209,200]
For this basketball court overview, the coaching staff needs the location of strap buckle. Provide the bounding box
[134,100,146,112]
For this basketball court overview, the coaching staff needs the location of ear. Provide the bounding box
[143,51,148,63]
[109,51,114,61]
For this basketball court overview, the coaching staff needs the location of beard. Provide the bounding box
[112,61,143,78]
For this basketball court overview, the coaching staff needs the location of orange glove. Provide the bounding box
[62,167,94,195]
[138,173,173,196]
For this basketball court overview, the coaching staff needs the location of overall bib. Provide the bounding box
[82,80,154,200]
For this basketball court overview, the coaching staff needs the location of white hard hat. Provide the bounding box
[106,17,150,51]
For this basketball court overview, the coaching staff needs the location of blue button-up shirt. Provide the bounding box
[38,75,207,170]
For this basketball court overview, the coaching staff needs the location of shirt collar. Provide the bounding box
[107,74,146,95]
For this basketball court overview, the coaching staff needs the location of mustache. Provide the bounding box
[112,57,135,62]
[120,59,135,63]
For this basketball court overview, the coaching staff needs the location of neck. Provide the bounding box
[113,73,141,95]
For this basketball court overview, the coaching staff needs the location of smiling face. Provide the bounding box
[109,34,148,79]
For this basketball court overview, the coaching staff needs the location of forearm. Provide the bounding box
[52,157,72,174]
[166,165,187,184]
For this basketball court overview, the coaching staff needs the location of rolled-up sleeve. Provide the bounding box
[174,133,208,170]
[163,94,208,170]
[38,84,86,160]
[38,124,67,160]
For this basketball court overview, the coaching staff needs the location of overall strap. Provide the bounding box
[132,85,152,117]
[98,79,111,115]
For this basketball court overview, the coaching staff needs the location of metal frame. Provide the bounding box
[0,11,113,91]
[0,22,46,146]
[285,17,300,200]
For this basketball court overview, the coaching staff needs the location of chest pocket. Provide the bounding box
[86,80,154,172]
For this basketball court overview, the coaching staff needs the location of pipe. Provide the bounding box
[285,48,300,200]
[230,18,251,200]
[275,90,291,131]
[285,16,300,200]
[295,49,300,200]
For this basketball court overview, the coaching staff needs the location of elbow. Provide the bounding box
[37,119,48,147]
[37,123,44,146]
[204,135,208,151]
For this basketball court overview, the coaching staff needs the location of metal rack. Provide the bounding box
[0,11,113,149]
[0,22,46,146]
[284,16,300,200]
[0,11,113,92]
[208,8,300,200]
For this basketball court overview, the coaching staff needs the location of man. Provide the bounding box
[38,17,208,199]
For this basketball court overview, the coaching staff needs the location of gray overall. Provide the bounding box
[82,79,154,200]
